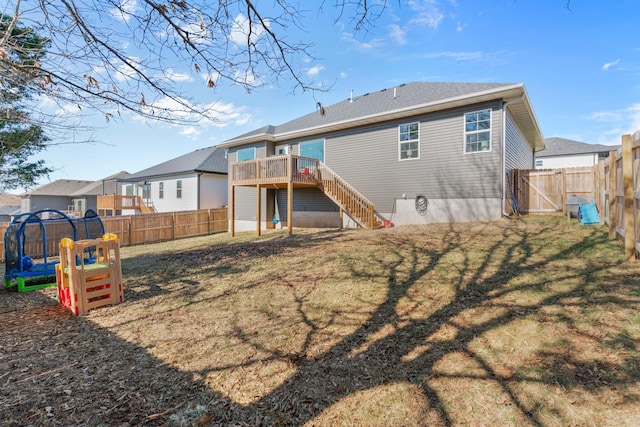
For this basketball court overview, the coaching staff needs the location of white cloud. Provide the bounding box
[230,14,268,46]
[134,96,252,131]
[163,68,193,82]
[179,126,202,140]
[585,103,640,145]
[340,32,384,51]
[456,21,465,32]
[425,51,485,61]
[601,58,620,71]
[306,65,324,77]
[407,0,445,29]
[388,24,407,45]
[110,0,137,23]
[114,57,143,82]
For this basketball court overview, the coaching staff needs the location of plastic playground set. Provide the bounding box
[4,209,124,315]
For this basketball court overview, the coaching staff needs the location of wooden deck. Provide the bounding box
[230,155,380,235]
[97,195,156,215]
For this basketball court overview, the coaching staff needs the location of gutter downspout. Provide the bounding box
[502,93,526,216]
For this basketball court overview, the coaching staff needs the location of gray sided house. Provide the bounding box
[21,179,96,215]
[120,146,228,214]
[221,82,545,232]
[20,172,130,216]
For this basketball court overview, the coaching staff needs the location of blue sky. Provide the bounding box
[21,0,640,192]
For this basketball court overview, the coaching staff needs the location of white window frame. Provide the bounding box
[398,122,420,161]
[464,109,492,154]
[276,145,289,155]
[176,180,182,199]
[159,182,164,199]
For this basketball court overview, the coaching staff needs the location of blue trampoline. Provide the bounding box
[4,209,105,292]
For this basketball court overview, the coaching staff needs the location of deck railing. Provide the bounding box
[231,155,321,185]
[315,163,376,229]
[97,195,154,214]
[231,155,378,228]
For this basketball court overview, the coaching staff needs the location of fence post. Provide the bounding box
[561,168,567,216]
[208,208,212,235]
[608,151,617,239]
[128,216,133,247]
[621,134,635,261]
[172,212,176,240]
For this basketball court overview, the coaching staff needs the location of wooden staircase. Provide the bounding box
[138,198,156,214]
[315,162,383,229]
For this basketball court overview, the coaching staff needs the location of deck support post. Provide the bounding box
[256,184,261,236]
[287,181,293,236]
[230,185,235,237]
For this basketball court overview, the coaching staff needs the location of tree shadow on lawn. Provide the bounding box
[120,228,346,303]
[1,218,639,425]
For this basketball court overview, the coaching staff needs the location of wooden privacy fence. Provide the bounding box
[513,166,596,214]
[0,208,228,262]
[595,132,639,261]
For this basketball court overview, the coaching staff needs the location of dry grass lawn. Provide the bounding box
[1,215,639,426]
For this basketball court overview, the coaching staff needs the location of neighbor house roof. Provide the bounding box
[123,146,227,181]
[70,171,131,196]
[24,180,95,196]
[537,137,620,158]
[220,81,545,151]
[0,193,21,206]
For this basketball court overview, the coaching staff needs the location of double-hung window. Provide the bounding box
[159,182,164,199]
[399,122,419,160]
[176,180,182,199]
[464,109,492,153]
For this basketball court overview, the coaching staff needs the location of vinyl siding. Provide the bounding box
[276,188,338,214]
[505,110,533,172]
[148,174,198,212]
[199,174,228,208]
[323,101,503,213]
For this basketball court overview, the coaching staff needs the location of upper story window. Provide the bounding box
[464,109,491,153]
[237,147,255,162]
[299,139,325,162]
[399,122,419,160]
[159,182,164,199]
[176,180,182,199]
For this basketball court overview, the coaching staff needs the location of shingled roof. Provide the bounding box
[538,137,620,158]
[24,180,95,196]
[221,81,545,151]
[124,146,227,181]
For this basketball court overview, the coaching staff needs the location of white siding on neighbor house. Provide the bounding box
[535,153,599,169]
[199,174,228,208]
[148,174,198,212]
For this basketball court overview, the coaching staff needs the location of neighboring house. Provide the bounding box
[21,179,96,215]
[20,172,130,216]
[220,81,545,232]
[119,146,228,214]
[0,193,21,222]
[534,137,619,169]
